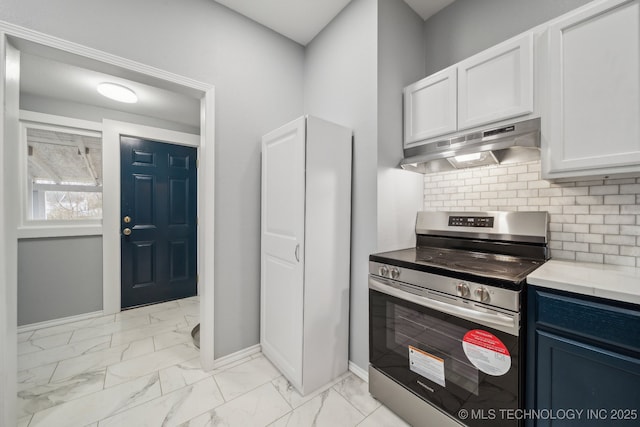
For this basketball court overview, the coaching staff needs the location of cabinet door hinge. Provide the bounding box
[196,159,199,168]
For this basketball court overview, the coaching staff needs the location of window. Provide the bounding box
[23,123,102,221]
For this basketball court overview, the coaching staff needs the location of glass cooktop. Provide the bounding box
[370,246,545,285]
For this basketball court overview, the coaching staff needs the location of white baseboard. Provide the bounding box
[349,361,369,383]
[18,310,105,333]
[213,344,262,370]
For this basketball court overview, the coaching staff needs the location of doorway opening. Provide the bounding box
[1,24,215,424]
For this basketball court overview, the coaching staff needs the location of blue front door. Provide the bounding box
[120,136,197,309]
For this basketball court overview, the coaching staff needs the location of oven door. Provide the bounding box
[369,276,522,427]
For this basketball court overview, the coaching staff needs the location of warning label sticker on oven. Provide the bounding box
[462,329,511,376]
[408,345,445,387]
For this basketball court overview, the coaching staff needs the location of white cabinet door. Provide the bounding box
[544,0,640,178]
[458,34,534,130]
[261,117,305,388]
[404,67,457,145]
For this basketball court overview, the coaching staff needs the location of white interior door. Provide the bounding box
[260,117,305,388]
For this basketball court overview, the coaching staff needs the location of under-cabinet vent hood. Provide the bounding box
[401,118,540,173]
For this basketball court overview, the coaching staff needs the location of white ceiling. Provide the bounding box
[20,52,200,130]
[404,0,456,20]
[214,0,456,45]
[17,1,457,125]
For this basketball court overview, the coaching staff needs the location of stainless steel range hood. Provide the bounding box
[400,118,540,173]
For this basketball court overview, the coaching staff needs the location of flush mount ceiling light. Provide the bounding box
[96,82,138,103]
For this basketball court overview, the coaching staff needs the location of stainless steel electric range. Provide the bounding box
[369,211,549,427]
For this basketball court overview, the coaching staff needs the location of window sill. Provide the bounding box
[17,224,103,239]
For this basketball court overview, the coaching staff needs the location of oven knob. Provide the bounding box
[456,283,470,297]
[390,268,400,279]
[379,265,389,277]
[475,287,490,303]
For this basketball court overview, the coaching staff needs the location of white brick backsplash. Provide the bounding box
[539,188,563,197]
[620,184,640,194]
[550,196,576,206]
[604,255,636,267]
[563,224,589,233]
[498,174,517,183]
[621,205,640,214]
[518,172,539,182]
[423,160,640,267]
[576,252,604,263]
[527,180,551,189]
[590,224,619,235]
[604,195,635,205]
[508,165,528,174]
[620,225,640,236]
[550,232,575,242]
[590,205,619,215]
[576,196,603,205]
[562,187,589,196]
[481,176,498,184]
[604,235,636,246]
[563,242,589,252]
[620,246,640,257]
[589,185,619,195]
[576,215,604,224]
[507,182,527,190]
[551,250,576,260]
[576,233,604,244]
[489,183,508,191]
[604,215,635,225]
[563,205,590,214]
[590,244,619,255]
[606,178,636,185]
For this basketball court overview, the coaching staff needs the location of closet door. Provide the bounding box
[260,117,306,388]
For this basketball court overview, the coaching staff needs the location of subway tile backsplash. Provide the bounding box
[423,160,640,267]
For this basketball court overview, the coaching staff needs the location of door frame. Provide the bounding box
[103,121,200,312]
[0,21,216,425]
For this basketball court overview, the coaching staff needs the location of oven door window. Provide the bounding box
[370,288,520,426]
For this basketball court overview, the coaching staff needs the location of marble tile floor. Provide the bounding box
[17,296,410,427]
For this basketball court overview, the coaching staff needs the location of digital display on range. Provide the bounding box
[448,216,494,228]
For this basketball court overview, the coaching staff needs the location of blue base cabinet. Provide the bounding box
[526,287,640,426]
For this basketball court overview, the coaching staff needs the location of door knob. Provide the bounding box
[123,228,132,236]
[123,216,132,223]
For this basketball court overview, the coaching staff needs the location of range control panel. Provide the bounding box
[448,216,494,228]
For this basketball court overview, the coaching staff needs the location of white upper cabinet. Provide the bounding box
[458,34,534,131]
[542,0,640,179]
[404,34,534,148]
[404,67,457,145]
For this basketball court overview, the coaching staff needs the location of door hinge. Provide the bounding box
[196,159,199,168]
[196,275,199,284]
[196,217,199,226]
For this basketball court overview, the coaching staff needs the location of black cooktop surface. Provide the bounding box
[370,246,545,286]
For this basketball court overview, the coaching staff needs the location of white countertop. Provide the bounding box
[527,260,640,305]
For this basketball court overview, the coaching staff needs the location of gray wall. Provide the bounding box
[18,237,102,325]
[423,0,594,74]
[304,0,378,371]
[1,0,305,358]
[377,0,425,253]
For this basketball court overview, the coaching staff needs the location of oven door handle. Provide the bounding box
[369,277,519,336]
